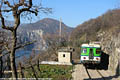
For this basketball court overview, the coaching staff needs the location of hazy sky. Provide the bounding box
[39,0,119,27]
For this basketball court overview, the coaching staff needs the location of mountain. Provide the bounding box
[19,18,72,34]
[17,18,73,50]
[71,9,120,74]
[71,9,120,41]
[71,9,120,47]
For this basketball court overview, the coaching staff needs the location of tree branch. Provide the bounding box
[0,10,14,31]
[15,0,28,8]
[0,40,36,57]
[4,1,13,8]
[0,1,13,31]
[17,0,38,16]
[1,9,12,12]
[18,8,38,16]
[4,43,11,52]
[15,40,36,50]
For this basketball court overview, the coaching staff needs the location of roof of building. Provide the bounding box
[58,47,74,52]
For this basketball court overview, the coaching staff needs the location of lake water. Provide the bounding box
[16,49,41,59]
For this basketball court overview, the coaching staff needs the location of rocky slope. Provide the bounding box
[71,9,120,74]
[98,27,120,74]
[17,18,73,50]
[0,18,73,51]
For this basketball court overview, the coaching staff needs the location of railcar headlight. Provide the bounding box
[96,58,99,60]
[84,57,86,59]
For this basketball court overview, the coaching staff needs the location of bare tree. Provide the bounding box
[0,31,4,78]
[18,61,24,78]
[43,33,68,61]
[28,52,38,80]
[0,0,51,79]
[0,31,10,78]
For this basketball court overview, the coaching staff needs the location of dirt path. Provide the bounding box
[72,64,120,80]
[72,64,89,80]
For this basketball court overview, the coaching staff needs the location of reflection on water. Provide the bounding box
[15,49,41,65]
[16,49,41,59]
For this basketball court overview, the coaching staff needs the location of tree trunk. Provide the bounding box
[30,64,38,80]
[37,60,40,72]
[0,56,3,78]
[19,62,24,78]
[10,30,18,79]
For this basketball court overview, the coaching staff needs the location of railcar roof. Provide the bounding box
[81,43,100,48]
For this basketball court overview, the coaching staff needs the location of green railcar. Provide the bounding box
[80,42,101,64]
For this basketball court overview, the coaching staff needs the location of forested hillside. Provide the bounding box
[71,9,120,73]
[71,9,120,44]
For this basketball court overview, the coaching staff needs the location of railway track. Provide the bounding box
[96,70,106,80]
[72,64,119,80]
[85,66,106,80]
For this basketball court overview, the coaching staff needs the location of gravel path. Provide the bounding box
[72,64,89,80]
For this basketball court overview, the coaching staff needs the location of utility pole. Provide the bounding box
[117,48,120,76]
[59,18,62,42]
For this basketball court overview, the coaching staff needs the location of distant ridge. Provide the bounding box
[17,18,73,50]
[19,18,73,34]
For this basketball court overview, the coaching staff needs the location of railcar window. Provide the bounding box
[96,49,101,54]
[82,48,87,53]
